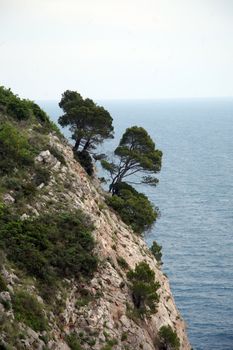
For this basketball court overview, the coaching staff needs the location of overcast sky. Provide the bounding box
[0,0,233,100]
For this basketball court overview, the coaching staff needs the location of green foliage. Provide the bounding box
[49,146,66,165]
[0,316,27,349]
[58,90,114,152]
[0,86,62,136]
[74,150,94,176]
[101,159,117,173]
[158,325,180,350]
[1,166,49,198]
[66,333,83,350]
[0,85,30,121]
[127,262,160,315]
[15,182,37,200]
[1,174,38,203]
[100,346,112,350]
[29,101,50,124]
[12,290,48,331]
[0,209,98,286]
[117,256,129,270]
[107,338,118,346]
[150,241,162,264]
[0,274,7,292]
[0,123,34,174]
[1,176,22,192]
[121,332,128,341]
[34,166,51,186]
[101,126,162,193]
[100,338,118,350]
[106,183,157,234]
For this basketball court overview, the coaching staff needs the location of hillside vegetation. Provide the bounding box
[0,86,190,350]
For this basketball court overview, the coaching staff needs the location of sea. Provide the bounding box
[38,98,233,350]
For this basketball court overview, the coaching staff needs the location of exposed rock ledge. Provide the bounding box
[2,134,191,350]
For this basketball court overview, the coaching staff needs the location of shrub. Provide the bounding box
[49,146,66,165]
[127,262,160,315]
[12,290,48,331]
[7,98,31,121]
[29,101,50,124]
[0,274,7,292]
[150,241,162,264]
[74,150,94,176]
[158,325,180,350]
[34,166,51,186]
[66,333,83,350]
[100,339,118,350]
[121,332,128,341]
[1,176,22,192]
[16,181,37,199]
[117,256,129,270]
[106,183,158,234]
[0,86,62,137]
[0,209,98,285]
[0,123,34,174]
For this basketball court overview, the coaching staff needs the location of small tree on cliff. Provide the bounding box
[58,90,114,152]
[127,261,160,315]
[101,126,162,193]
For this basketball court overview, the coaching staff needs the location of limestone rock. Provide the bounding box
[3,193,15,204]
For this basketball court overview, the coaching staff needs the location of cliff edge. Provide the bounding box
[0,100,191,350]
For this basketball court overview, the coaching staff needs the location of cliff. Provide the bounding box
[0,98,191,350]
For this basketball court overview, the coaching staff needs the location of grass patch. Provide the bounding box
[66,333,83,350]
[12,290,48,331]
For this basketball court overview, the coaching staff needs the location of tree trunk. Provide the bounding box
[83,139,91,151]
[73,138,81,151]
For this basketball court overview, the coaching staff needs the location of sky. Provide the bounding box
[0,0,233,100]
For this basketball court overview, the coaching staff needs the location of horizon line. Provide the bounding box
[37,96,233,102]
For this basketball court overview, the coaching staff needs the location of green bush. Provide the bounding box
[158,325,180,350]
[29,101,50,124]
[0,209,98,285]
[121,332,128,341]
[150,241,162,264]
[15,181,37,200]
[34,166,51,186]
[117,256,129,270]
[7,99,31,121]
[12,290,48,331]
[127,261,160,315]
[0,123,34,174]
[106,183,158,234]
[100,338,118,350]
[1,176,22,192]
[66,333,83,350]
[49,146,66,165]
[0,274,7,292]
[74,150,94,176]
[0,86,62,136]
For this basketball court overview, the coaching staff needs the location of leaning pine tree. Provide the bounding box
[58,90,114,152]
[101,126,162,234]
[58,90,114,175]
[101,126,162,193]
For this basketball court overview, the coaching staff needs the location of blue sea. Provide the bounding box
[39,98,233,350]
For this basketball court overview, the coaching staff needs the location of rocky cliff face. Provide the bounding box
[0,131,191,350]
